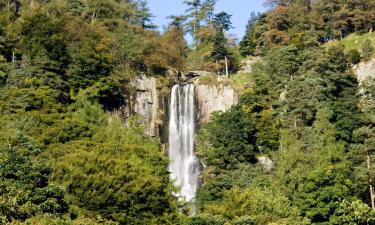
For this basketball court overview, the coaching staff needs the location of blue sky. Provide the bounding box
[147,0,266,41]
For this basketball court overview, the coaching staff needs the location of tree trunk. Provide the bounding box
[225,56,229,78]
[91,10,96,26]
[367,152,375,209]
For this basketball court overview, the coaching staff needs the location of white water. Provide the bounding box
[168,84,200,202]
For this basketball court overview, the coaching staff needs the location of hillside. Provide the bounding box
[326,32,375,51]
[1,0,375,225]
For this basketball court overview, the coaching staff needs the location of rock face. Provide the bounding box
[122,75,239,139]
[257,156,274,171]
[353,58,375,84]
[133,75,164,137]
[195,83,239,124]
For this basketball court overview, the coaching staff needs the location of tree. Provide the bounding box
[362,39,374,61]
[212,11,232,31]
[67,0,85,16]
[0,24,11,61]
[331,199,375,225]
[20,12,70,74]
[183,0,203,36]
[202,187,309,225]
[350,77,375,209]
[0,132,68,223]
[67,31,112,92]
[264,0,292,8]
[136,0,156,29]
[347,49,361,64]
[168,15,186,28]
[352,126,375,209]
[50,110,180,224]
[197,105,257,172]
[264,5,290,47]
[183,0,217,43]
[161,19,188,70]
[240,12,261,56]
[211,12,232,76]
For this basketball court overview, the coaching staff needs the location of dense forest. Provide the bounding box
[0,0,375,224]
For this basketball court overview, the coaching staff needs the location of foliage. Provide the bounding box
[239,12,261,56]
[326,32,375,52]
[240,0,375,55]
[184,214,225,225]
[331,199,375,225]
[189,1,373,224]
[0,132,68,223]
[0,1,183,223]
[202,187,309,225]
[362,39,374,61]
[197,105,257,172]
[183,1,236,73]
[2,0,375,224]
[347,49,361,64]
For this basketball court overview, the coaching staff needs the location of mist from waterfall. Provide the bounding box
[168,84,200,203]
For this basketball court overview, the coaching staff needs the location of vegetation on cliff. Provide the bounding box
[192,0,375,224]
[1,0,375,224]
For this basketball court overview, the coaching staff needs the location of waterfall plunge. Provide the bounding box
[168,84,200,202]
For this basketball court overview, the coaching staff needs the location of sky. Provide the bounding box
[147,0,266,41]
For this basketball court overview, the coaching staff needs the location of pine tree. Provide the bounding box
[211,11,232,76]
[240,12,261,56]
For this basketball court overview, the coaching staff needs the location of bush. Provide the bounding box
[0,132,68,223]
[185,214,226,225]
[197,105,257,171]
[347,49,361,64]
[330,199,375,225]
[361,39,374,61]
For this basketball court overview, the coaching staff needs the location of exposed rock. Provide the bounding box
[133,74,160,137]
[257,156,274,171]
[353,58,375,111]
[116,97,133,119]
[120,74,240,139]
[195,83,239,124]
[280,89,287,101]
[353,58,375,84]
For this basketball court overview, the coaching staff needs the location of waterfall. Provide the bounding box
[168,84,200,202]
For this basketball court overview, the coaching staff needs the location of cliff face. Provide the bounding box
[353,58,375,84]
[134,75,160,137]
[123,74,239,139]
[195,84,239,124]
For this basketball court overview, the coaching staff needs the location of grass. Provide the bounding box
[325,32,375,51]
[195,73,251,93]
[230,73,251,93]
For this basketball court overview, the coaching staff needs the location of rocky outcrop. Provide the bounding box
[353,58,375,84]
[353,58,375,110]
[133,75,160,137]
[257,156,274,172]
[121,74,240,138]
[129,75,170,138]
[195,83,239,124]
